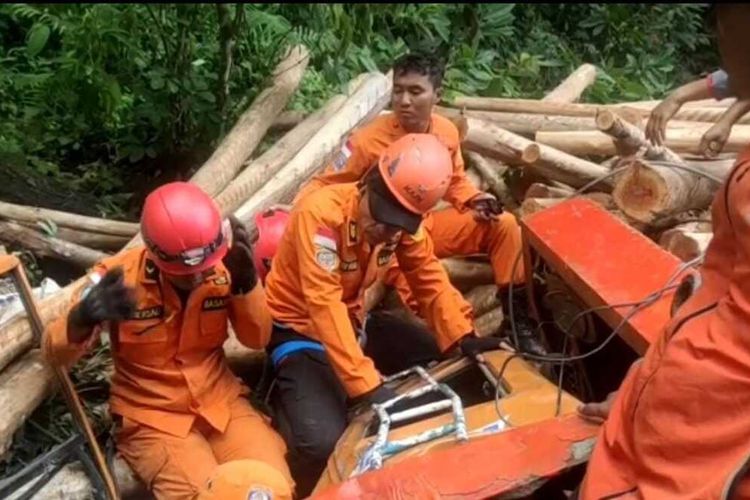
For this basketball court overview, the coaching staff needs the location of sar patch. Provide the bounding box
[348,221,359,245]
[316,248,339,272]
[202,296,229,311]
[143,259,160,281]
[130,305,164,321]
[340,259,358,272]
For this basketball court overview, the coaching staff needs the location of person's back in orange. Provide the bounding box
[43,183,293,499]
[576,5,750,499]
[295,52,545,357]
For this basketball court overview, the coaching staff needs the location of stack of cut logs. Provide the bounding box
[0,53,744,498]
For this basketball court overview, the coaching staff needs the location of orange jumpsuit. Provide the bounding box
[266,183,474,397]
[580,146,750,499]
[295,112,525,311]
[43,247,292,500]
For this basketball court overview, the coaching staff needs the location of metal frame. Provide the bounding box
[351,365,468,476]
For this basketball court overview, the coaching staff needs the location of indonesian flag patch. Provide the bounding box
[332,138,353,172]
[313,227,338,251]
[313,227,339,272]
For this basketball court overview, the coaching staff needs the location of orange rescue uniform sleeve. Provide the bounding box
[293,130,373,205]
[227,282,273,349]
[395,226,474,352]
[443,140,483,211]
[43,263,108,369]
[292,208,381,397]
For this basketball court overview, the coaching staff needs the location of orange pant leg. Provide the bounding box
[430,208,524,286]
[115,417,218,500]
[206,397,295,492]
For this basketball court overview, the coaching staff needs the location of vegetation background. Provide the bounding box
[0,2,718,476]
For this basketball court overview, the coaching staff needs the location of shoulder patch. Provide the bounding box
[377,248,394,267]
[332,138,354,172]
[313,227,338,252]
[144,259,160,281]
[316,248,339,272]
[130,305,164,321]
[348,221,359,245]
[202,296,229,311]
[340,259,358,272]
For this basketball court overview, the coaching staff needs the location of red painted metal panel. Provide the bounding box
[311,415,599,500]
[521,199,682,353]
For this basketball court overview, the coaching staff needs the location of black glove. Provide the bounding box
[222,215,258,295]
[459,334,502,358]
[469,194,503,220]
[348,383,398,417]
[70,267,136,328]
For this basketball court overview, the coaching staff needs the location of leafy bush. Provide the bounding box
[0,4,718,217]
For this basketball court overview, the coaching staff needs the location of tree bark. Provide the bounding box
[441,258,495,291]
[215,94,347,216]
[16,223,130,251]
[520,198,562,218]
[542,63,597,103]
[466,152,514,207]
[595,109,684,162]
[659,225,713,262]
[612,158,733,223]
[537,125,750,157]
[524,182,575,200]
[475,307,504,338]
[0,221,108,269]
[464,285,501,318]
[463,117,540,164]
[269,109,308,133]
[0,200,137,236]
[235,72,392,234]
[0,349,54,457]
[447,97,750,124]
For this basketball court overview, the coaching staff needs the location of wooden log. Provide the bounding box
[595,109,684,163]
[0,220,108,269]
[235,72,392,233]
[447,97,750,124]
[612,158,733,223]
[464,118,610,190]
[475,307,504,338]
[0,200,137,237]
[659,226,713,262]
[215,93,348,216]
[537,125,750,157]
[466,152,514,208]
[464,285,501,318]
[524,182,575,200]
[189,45,309,197]
[520,198,562,218]
[0,349,54,457]
[17,222,130,251]
[542,63,597,103]
[269,109,307,133]
[436,106,601,136]
[441,258,495,290]
[465,167,487,191]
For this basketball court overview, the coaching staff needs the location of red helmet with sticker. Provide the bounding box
[141,182,228,275]
[253,208,291,283]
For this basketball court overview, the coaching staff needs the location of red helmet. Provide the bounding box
[253,208,290,283]
[141,182,228,275]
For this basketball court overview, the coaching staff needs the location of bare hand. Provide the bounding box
[645,98,682,146]
[699,122,731,158]
[577,391,617,424]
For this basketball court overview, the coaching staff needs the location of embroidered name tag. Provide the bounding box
[130,306,164,320]
[202,296,228,311]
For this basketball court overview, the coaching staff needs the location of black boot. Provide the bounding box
[497,284,549,357]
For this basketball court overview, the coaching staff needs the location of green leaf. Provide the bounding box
[36,219,58,237]
[191,58,207,67]
[26,23,51,57]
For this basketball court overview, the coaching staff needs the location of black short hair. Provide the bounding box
[393,52,444,90]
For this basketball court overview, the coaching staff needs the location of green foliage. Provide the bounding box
[0,3,718,218]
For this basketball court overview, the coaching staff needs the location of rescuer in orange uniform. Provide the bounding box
[294,52,546,357]
[576,5,750,499]
[43,182,293,500]
[265,134,503,495]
